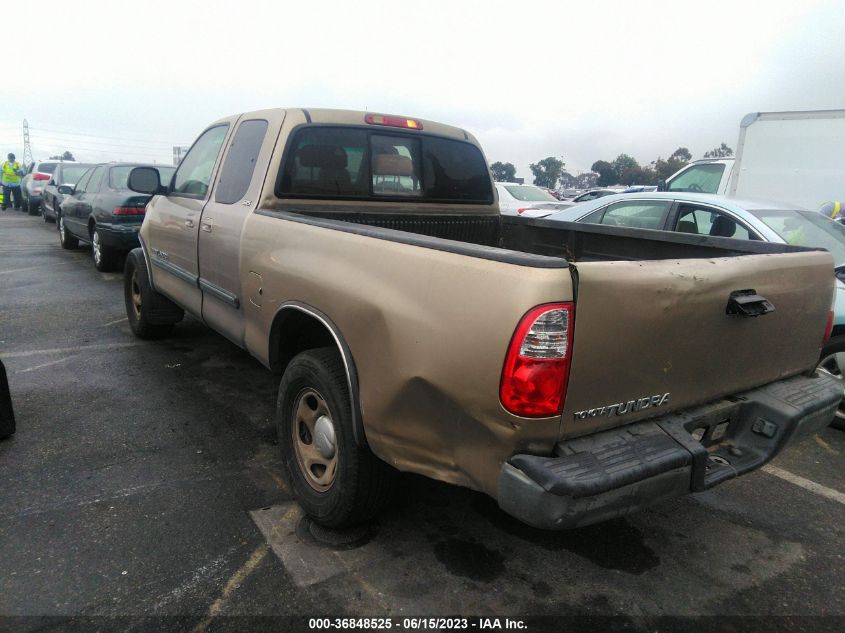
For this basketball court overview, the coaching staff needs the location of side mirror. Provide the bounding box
[57,185,75,195]
[657,179,667,192]
[128,166,164,195]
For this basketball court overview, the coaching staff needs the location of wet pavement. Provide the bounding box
[1,210,843,632]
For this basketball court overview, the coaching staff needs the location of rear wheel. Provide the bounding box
[123,249,183,339]
[92,228,120,272]
[817,335,845,431]
[27,199,39,215]
[59,217,78,249]
[277,348,396,528]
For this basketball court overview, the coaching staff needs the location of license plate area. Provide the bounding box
[681,400,742,449]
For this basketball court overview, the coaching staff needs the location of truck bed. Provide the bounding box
[268,208,820,263]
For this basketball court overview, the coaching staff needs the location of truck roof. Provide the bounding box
[207,107,474,143]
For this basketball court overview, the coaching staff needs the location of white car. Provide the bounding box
[494,182,574,217]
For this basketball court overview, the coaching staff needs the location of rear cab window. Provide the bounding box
[36,162,57,175]
[277,126,493,204]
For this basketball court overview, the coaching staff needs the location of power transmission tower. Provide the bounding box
[22,119,33,167]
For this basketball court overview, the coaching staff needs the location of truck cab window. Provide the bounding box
[666,164,725,193]
[215,119,269,204]
[172,125,230,199]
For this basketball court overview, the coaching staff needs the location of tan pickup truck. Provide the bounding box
[124,108,840,530]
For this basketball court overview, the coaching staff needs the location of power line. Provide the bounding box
[29,125,190,147]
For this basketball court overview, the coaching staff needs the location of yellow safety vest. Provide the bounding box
[1,161,21,184]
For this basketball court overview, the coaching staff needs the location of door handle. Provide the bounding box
[185,219,195,228]
[726,289,775,317]
[201,219,213,233]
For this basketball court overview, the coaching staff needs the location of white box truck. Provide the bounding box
[662,109,845,211]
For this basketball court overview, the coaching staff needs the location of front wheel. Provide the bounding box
[59,217,79,249]
[123,249,183,339]
[27,199,39,215]
[817,334,845,430]
[277,348,396,528]
[42,202,51,222]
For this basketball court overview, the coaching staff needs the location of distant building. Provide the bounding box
[172,146,190,166]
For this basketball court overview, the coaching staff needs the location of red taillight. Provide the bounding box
[500,303,574,417]
[33,173,50,181]
[365,113,423,130]
[822,310,834,347]
[113,206,145,216]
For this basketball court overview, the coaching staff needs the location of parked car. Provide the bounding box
[570,188,618,203]
[123,107,837,531]
[544,191,845,430]
[58,162,175,271]
[495,182,573,217]
[21,160,61,215]
[41,162,95,223]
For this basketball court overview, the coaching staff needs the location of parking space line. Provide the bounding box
[762,464,845,505]
[0,265,51,275]
[1,341,141,359]
[15,356,74,374]
[190,544,268,633]
[102,317,129,327]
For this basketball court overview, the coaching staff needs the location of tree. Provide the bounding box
[670,147,691,162]
[591,160,616,187]
[490,161,516,182]
[704,143,734,158]
[653,147,692,181]
[574,172,598,189]
[611,154,642,185]
[529,156,564,189]
[49,150,75,161]
[558,171,576,188]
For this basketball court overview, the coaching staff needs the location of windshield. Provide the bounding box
[110,165,175,189]
[666,163,725,193]
[750,209,845,265]
[503,185,558,202]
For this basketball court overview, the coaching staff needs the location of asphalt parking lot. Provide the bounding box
[1,210,844,632]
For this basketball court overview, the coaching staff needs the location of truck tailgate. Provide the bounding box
[560,251,834,437]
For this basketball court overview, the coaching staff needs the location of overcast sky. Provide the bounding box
[2,0,843,180]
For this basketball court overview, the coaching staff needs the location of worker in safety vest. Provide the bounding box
[1,153,24,211]
[820,201,845,224]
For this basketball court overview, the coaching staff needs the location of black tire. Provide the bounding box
[27,199,39,215]
[42,201,52,223]
[277,348,396,528]
[91,227,120,272]
[58,216,78,249]
[123,249,183,339]
[818,334,845,431]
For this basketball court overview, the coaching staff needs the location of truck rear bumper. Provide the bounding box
[498,372,840,530]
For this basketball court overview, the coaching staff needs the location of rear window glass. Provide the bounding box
[278,126,493,204]
[59,165,94,184]
[503,185,558,202]
[110,165,175,189]
[37,162,57,174]
[215,119,269,204]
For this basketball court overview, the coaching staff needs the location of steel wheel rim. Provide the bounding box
[59,218,66,241]
[291,387,338,492]
[130,269,142,319]
[818,351,845,420]
[93,231,101,264]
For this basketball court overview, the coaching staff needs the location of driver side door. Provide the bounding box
[144,122,234,317]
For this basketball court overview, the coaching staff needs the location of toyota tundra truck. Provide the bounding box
[123,108,840,530]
